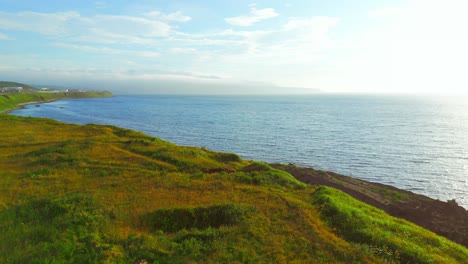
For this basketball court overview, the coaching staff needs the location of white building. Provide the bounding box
[1,87,23,93]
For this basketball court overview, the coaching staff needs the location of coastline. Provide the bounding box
[0,91,112,113]
[1,99,467,261]
[1,99,56,114]
[273,163,468,247]
[13,93,466,212]
[2,94,467,248]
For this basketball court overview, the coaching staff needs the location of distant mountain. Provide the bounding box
[0,81,37,92]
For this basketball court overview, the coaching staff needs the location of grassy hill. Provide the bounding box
[0,81,37,92]
[0,101,467,262]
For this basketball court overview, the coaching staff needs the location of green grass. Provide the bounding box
[0,194,111,263]
[235,162,306,188]
[0,104,467,263]
[312,186,468,263]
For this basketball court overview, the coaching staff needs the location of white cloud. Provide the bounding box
[283,17,339,32]
[52,43,160,58]
[0,8,341,91]
[0,64,225,85]
[225,4,278,26]
[0,32,10,40]
[187,16,340,87]
[0,11,80,36]
[368,7,405,18]
[144,11,191,22]
[94,1,108,9]
[71,31,156,45]
[170,47,197,54]
[165,36,244,47]
[85,15,171,37]
[0,11,172,43]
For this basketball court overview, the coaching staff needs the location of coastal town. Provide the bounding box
[0,86,23,93]
[0,82,96,94]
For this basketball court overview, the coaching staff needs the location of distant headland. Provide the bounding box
[0,81,112,113]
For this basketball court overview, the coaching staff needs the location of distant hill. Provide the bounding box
[0,81,37,92]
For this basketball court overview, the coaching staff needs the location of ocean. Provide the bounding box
[11,95,468,209]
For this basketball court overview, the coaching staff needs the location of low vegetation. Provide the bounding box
[0,101,467,262]
[141,203,255,232]
[312,186,467,263]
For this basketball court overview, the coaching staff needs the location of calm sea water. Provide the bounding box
[11,95,468,208]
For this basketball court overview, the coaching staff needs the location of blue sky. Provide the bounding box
[1,0,468,94]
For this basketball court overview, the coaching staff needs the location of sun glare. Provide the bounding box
[390,39,468,95]
[386,1,468,95]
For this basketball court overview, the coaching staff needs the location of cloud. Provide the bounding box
[1,65,318,95]
[183,15,340,88]
[0,7,340,92]
[0,11,80,36]
[94,1,108,9]
[52,43,160,58]
[0,11,172,43]
[225,4,278,26]
[283,17,339,32]
[86,15,171,37]
[144,11,191,22]
[170,47,197,54]
[0,65,224,84]
[368,7,405,18]
[0,32,10,40]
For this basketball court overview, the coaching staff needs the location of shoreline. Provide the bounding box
[272,163,468,247]
[3,94,467,247]
[8,96,465,207]
[2,112,466,262]
[0,91,112,114]
[1,99,57,114]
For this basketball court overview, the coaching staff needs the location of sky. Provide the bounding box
[1,0,468,95]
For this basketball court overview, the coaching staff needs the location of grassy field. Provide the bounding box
[0,102,467,262]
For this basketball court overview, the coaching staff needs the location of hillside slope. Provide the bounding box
[273,164,468,247]
[0,114,466,263]
[0,81,36,92]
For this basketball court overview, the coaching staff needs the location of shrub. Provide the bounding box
[122,234,169,263]
[0,194,116,263]
[236,162,306,189]
[213,152,241,163]
[142,203,255,232]
[241,162,271,172]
